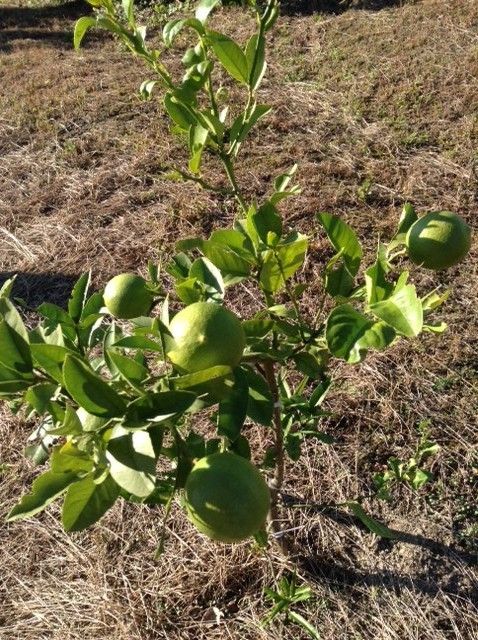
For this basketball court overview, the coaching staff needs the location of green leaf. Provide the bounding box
[164,93,198,131]
[62,474,119,532]
[202,242,251,284]
[196,0,221,24]
[106,426,157,497]
[217,368,249,441]
[31,344,74,384]
[7,471,77,522]
[124,390,197,426]
[0,275,16,298]
[37,302,77,341]
[325,304,373,364]
[74,16,97,50]
[188,123,209,174]
[25,382,59,415]
[190,257,225,301]
[317,212,362,276]
[63,355,127,418]
[422,289,450,313]
[229,103,271,152]
[270,164,301,205]
[0,378,33,396]
[175,277,202,305]
[245,32,266,92]
[171,366,233,401]
[163,17,204,47]
[242,366,273,426]
[347,501,395,539]
[288,611,321,640]
[51,441,93,474]
[207,31,249,84]
[260,234,308,294]
[30,323,66,347]
[0,297,29,342]
[365,245,393,304]
[293,351,327,380]
[248,200,282,245]
[397,202,418,236]
[242,318,274,338]
[325,262,354,298]
[209,228,255,260]
[370,284,423,337]
[68,271,91,323]
[113,335,163,352]
[0,318,33,377]
[106,349,148,388]
[122,0,134,24]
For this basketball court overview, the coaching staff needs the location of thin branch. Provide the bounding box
[263,360,291,556]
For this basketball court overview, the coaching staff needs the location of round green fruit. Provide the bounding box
[167,302,245,373]
[184,452,270,543]
[104,273,153,319]
[405,211,471,271]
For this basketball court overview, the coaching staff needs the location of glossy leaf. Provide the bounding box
[190,257,225,301]
[0,318,33,377]
[196,0,221,24]
[242,366,273,426]
[245,33,266,92]
[217,368,249,441]
[317,212,362,276]
[25,382,58,415]
[74,16,97,50]
[7,471,77,522]
[63,355,127,417]
[51,441,93,474]
[327,305,396,364]
[164,93,197,130]
[365,245,393,304]
[207,31,249,84]
[124,390,197,426]
[31,344,74,384]
[68,271,91,323]
[106,426,157,497]
[370,285,423,337]
[0,297,30,342]
[62,474,119,532]
[106,349,148,388]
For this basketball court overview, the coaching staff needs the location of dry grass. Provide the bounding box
[0,0,477,638]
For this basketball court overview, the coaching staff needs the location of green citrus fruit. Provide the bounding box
[406,211,471,271]
[167,302,245,373]
[104,273,153,319]
[184,452,270,543]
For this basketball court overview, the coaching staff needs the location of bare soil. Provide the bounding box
[0,1,477,638]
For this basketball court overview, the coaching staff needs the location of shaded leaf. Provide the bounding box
[7,471,77,522]
[62,474,119,531]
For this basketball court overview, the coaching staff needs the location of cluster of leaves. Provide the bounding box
[75,0,278,206]
[1,0,452,539]
[373,420,440,500]
[262,573,321,639]
[2,199,448,532]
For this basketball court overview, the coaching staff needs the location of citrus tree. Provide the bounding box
[3,0,471,554]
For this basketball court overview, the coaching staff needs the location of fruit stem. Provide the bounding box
[263,360,291,556]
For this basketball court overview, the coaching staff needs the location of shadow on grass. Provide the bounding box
[274,0,412,16]
[281,493,478,599]
[0,271,78,308]
[0,0,92,52]
[0,0,90,28]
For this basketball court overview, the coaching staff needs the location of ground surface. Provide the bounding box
[0,0,477,638]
